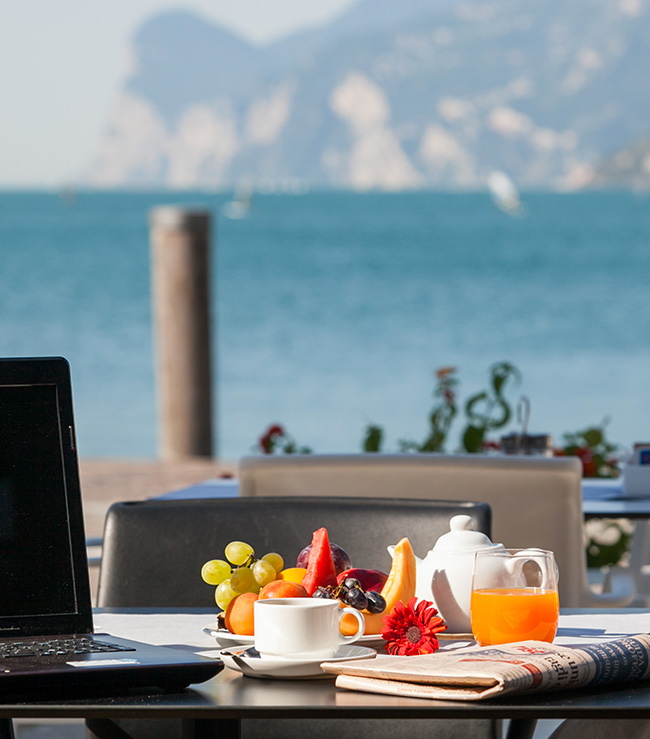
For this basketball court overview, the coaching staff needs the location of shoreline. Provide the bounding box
[79,457,238,539]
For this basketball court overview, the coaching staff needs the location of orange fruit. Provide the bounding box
[224,592,258,635]
[277,567,307,583]
[258,580,309,599]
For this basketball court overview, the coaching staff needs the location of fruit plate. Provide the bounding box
[219,644,376,679]
[204,626,386,650]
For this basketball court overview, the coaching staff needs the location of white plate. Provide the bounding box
[204,626,386,650]
[204,625,470,649]
[219,644,377,679]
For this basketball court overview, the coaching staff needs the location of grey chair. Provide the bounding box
[97,496,490,608]
[238,453,635,608]
[94,496,501,739]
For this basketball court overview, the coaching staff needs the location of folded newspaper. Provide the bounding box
[322,634,650,701]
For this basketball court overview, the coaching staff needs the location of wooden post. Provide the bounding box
[149,206,214,460]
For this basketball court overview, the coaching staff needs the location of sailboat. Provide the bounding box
[222,180,253,219]
[487,171,525,216]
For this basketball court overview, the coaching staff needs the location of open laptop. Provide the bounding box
[0,356,222,696]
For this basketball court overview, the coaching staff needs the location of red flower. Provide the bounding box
[381,597,447,656]
[571,447,597,477]
[259,434,273,453]
[259,424,286,454]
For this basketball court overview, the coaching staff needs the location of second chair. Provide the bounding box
[238,453,635,608]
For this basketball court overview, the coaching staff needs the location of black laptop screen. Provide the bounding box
[0,383,77,618]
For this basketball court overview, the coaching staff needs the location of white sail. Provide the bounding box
[487,171,524,216]
[222,181,253,219]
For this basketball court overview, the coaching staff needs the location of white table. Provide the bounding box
[92,608,650,653]
[3,609,650,739]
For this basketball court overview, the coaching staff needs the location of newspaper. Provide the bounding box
[322,634,650,701]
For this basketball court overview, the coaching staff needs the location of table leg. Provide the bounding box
[181,718,240,739]
[505,718,538,739]
[0,720,13,739]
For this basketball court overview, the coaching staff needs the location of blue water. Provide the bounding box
[1,190,649,461]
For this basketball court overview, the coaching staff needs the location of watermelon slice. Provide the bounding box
[301,527,338,595]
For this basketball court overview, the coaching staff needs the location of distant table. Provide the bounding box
[160,478,650,520]
[582,479,650,519]
[157,478,240,501]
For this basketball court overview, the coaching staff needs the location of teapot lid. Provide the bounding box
[432,515,496,552]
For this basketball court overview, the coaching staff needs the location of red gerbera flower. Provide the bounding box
[381,597,447,656]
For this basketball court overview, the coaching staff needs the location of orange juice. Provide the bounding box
[470,588,559,646]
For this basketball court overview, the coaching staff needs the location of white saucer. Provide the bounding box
[219,644,377,679]
[205,626,386,650]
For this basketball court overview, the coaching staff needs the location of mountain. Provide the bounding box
[591,132,650,188]
[86,0,650,190]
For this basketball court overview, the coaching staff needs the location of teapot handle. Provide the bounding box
[506,549,559,588]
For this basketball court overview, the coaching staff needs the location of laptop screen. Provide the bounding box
[0,358,93,636]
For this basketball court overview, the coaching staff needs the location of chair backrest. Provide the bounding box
[97,496,491,608]
[239,453,586,607]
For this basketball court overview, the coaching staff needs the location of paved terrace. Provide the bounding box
[79,457,237,540]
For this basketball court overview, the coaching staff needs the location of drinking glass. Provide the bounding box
[470,548,559,646]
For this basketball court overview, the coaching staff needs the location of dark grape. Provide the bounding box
[313,587,333,599]
[365,591,386,614]
[343,577,361,590]
[344,587,368,610]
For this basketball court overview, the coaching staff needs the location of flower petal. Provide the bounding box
[380,597,447,655]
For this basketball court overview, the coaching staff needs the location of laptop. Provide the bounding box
[0,356,222,696]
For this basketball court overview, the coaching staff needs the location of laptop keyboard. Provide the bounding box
[0,637,136,659]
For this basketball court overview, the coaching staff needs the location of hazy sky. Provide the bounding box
[0,1,355,188]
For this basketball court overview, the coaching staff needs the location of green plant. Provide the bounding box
[363,424,383,453]
[386,362,519,454]
[461,362,521,453]
[257,364,622,481]
[398,366,459,453]
[257,424,311,455]
[556,421,620,478]
[585,518,632,568]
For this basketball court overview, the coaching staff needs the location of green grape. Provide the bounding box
[215,579,237,611]
[231,566,256,593]
[261,552,284,573]
[252,559,277,587]
[249,580,261,595]
[201,559,231,585]
[225,541,254,566]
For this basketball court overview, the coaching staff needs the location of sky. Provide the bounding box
[0,1,356,188]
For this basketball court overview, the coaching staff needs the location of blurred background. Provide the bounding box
[2,0,649,465]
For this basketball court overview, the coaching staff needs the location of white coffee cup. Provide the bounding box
[254,597,365,660]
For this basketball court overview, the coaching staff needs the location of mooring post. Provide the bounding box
[149,206,214,460]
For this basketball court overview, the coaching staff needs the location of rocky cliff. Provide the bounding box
[86,0,650,190]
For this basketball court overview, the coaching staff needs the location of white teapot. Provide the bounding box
[396,514,504,634]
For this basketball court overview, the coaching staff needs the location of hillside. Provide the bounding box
[86,0,650,190]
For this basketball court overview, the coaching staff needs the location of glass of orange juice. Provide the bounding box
[470,548,559,646]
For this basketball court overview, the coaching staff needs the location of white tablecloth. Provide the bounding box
[92,610,650,655]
